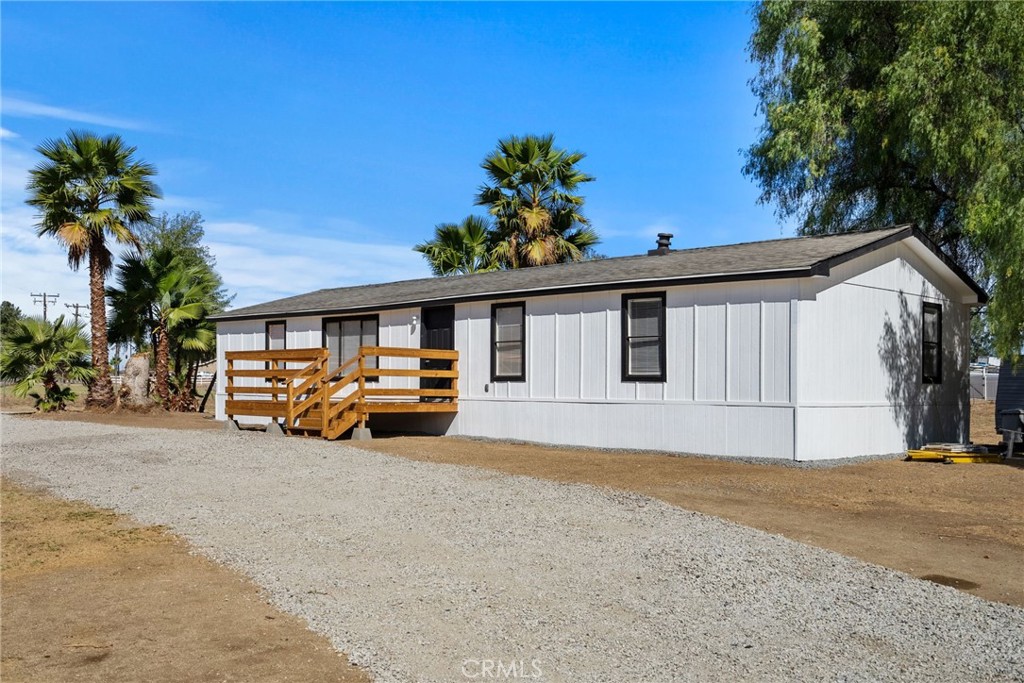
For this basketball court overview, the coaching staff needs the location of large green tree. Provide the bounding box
[746,1,1024,360]
[136,211,232,312]
[414,215,497,276]
[1,301,25,340]
[108,247,216,406]
[476,134,600,268]
[26,130,161,406]
[0,315,96,412]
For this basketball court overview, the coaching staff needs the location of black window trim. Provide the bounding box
[265,320,287,350]
[621,292,667,383]
[322,314,381,381]
[264,320,286,375]
[922,302,942,385]
[490,301,526,382]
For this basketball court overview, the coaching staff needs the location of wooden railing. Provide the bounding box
[224,346,458,439]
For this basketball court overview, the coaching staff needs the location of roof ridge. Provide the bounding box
[303,225,913,297]
[663,223,911,255]
[212,223,957,321]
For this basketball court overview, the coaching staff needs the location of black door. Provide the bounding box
[420,306,455,401]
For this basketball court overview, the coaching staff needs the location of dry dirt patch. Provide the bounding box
[0,479,368,683]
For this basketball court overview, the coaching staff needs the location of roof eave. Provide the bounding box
[209,266,816,323]
[806,225,988,305]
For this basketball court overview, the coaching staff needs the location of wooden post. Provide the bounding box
[271,357,281,430]
[357,350,367,429]
[286,380,294,431]
[226,357,234,420]
[320,353,329,436]
[450,354,459,405]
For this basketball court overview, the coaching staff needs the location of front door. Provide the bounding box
[420,306,454,402]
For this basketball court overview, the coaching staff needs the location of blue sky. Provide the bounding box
[1,2,785,315]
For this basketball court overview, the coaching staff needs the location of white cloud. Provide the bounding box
[0,128,19,139]
[637,219,682,240]
[205,220,432,309]
[1,204,92,319]
[1,96,150,131]
[1,134,110,317]
[0,133,432,318]
[1,137,34,200]
[155,194,221,213]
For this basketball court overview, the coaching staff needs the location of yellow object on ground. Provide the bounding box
[906,445,1003,464]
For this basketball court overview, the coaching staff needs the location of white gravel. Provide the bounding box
[2,415,1022,683]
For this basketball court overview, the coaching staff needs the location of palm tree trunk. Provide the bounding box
[42,371,60,412]
[154,321,170,405]
[86,244,115,408]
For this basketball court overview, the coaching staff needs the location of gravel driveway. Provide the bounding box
[2,416,1022,682]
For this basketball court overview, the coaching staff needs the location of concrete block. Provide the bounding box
[350,427,373,441]
[265,421,285,437]
[224,419,239,432]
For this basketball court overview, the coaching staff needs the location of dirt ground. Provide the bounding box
[0,480,369,683]
[2,400,1019,682]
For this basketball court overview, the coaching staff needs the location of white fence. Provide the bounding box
[970,369,999,400]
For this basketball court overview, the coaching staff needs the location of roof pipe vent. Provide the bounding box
[648,233,674,255]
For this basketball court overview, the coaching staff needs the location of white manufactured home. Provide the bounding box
[211,225,987,461]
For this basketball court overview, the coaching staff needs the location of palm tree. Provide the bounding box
[414,215,497,276]
[476,134,600,268]
[0,316,96,411]
[26,130,160,408]
[108,248,214,405]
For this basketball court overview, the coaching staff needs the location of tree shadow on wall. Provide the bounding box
[878,288,966,449]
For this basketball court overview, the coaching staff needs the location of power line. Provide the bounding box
[30,292,59,322]
[64,302,88,326]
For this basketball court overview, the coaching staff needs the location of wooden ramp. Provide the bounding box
[224,346,458,440]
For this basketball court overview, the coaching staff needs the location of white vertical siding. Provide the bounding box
[664,293,694,401]
[695,302,727,401]
[555,298,582,399]
[528,297,556,399]
[579,293,609,400]
[794,243,971,460]
[762,301,791,403]
[215,240,973,461]
[445,281,799,458]
[728,302,761,402]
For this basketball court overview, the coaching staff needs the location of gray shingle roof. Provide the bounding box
[210,225,984,321]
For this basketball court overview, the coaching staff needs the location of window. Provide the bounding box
[922,302,942,384]
[491,302,525,381]
[323,316,378,372]
[622,293,666,382]
[266,321,286,351]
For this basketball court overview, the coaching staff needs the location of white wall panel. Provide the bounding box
[555,299,582,399]
[458,302,491,398]
[762,301,791,403]
[795,242,972,458]
[605,292,635,401]
[453,399,795,459]
[528,297,556,399]
[580,293,609,400]
[728,302,761,402]
[695,303,727,401]
[665,292,694,401]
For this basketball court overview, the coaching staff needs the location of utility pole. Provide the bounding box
[31,292,59,322]
[65,302,88,326]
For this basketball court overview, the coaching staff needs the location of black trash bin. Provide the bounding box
[999,409,1024,457]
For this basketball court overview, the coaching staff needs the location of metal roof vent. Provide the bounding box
[648,233,674,255]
